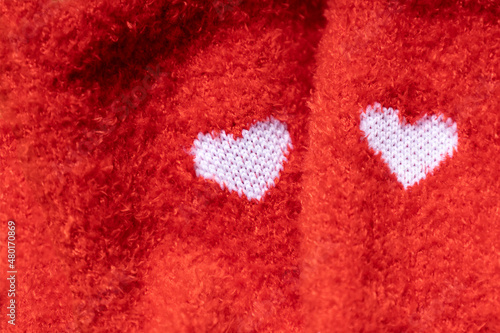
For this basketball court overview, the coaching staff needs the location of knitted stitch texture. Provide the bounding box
[300,0,500,331]
[1,0,498,332]
[360,103,458,188]
[192,117,292,200]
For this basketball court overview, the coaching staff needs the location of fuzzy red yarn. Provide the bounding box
[0,0,498,332]
[301,0,500,331]
[1,0,324,331]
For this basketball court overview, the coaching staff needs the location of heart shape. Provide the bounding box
[191,117,292,200]
[360,103,458,189]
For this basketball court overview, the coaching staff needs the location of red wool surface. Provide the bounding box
[0,0,498,332]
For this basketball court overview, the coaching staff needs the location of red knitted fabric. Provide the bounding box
[301,1,500,331]
[0,0,498,332]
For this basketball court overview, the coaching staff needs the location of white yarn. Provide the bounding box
[360,103,458,189]
[191,117,292,200]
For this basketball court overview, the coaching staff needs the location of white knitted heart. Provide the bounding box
[191,117,292,200]
[360,103,458,189]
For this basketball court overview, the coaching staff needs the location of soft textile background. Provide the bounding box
[0,0,498,332]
